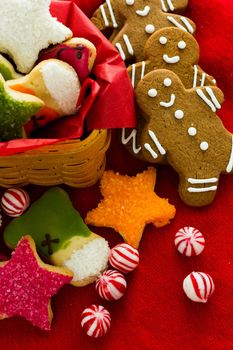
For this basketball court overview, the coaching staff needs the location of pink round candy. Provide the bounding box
[174,227,205,256]
[96,270,127,301]
[81,305,111,338]
[183,272,215,303]
[109,243,139,273]
[1,188,30,217]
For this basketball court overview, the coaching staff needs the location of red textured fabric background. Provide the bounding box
[0,0,233,349]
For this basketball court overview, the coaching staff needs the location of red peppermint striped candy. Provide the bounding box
[109,243,139,273]
[81,305,111,338]
[1,188,30,217]
[174,227,205,256]
[183,272,215,303]
[96,270,127,301]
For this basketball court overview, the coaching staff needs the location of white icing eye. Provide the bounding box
[174,110,184,119]
[163,78,172,87]
[148,88,158,97]
[145,24,155,34]
[178,41,186,49]
[200,141,209,151]
[188,127,197,136]
[126,0,134,5]
[159,36,167,45]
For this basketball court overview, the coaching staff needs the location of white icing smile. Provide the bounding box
[160,94,176,107]
[163,54,180,64]
[136,5,150,16]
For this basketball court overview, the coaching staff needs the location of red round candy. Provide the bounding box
[1,188,30,217]
[81,305,111,338]
[109,243,139,273]
[96,270,127,301]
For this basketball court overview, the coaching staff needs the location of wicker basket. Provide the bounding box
[0,130,111,188]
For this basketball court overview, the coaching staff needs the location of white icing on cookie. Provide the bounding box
[163,78,172,87]
[193,65,198,88]
[136,6,150,16]
[187,186,217,193]
[100,5,109,27]
[163,54,180,64]
[106,0,118,28]
[167,0,175,11]
[121,129,142,154]
[174,110,184,119]
[160,0,167,12]
[196,89,216,112]
[188,178,218,184]
[178,40,186,49]
[205,87,221,109]
[148,130,166,155]
[145,24,155,34]
[160,94,176,107]
[148,88,157,97]
[188,127,197,136]
[126,0,134,5]
[115,43,126,60]
[141,61,146,80]
[123,34,134,55]
[131,64,136,88]
[226,135,233,173]
[200,72,206,86]
[200,141,209,151]
[144,143,158,159]
[159,36,167,45]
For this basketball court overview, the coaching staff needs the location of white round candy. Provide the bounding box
[188,127,197,136]
[148,88,157,97]
[96,270,127,301]
[1,188,30,217]
[126,0,134,5]
[174,227,205,256]
[109,243,139,273]
[183,272,215,303]
[174,110,184,119]
[163,78,172,87]
[145,24,155,34]
[159,36,167,45]
[178,40,186,49]
[81,305,111,337]
[200,141,209,151]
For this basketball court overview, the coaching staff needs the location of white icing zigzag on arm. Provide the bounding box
[106,0,118,28]
[196,88,221,112]
[121,128,142,154]
[167,16,194,34]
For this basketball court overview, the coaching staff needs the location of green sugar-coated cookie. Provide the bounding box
[0,74,43,141]
[4,187,91,260]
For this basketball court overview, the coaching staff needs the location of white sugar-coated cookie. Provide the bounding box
[0,0,72,73]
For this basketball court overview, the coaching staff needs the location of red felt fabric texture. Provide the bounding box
[0,0,233,349]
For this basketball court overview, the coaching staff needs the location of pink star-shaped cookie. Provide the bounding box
[0,236,72,330]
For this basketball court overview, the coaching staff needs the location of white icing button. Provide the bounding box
[148,88,157,97]
[178,40,186,49]
[145,24,155,34]
[126,0,134,5]
[200,141,209,151]
[174,110,184,119]
[164,78,172,87]
[159,36,167,45]
[188,127,197,136]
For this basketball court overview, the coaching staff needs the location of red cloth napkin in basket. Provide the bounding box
[0,0,233,349]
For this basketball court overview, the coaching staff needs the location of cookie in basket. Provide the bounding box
[91,0,195,63]
[4,187,110,287]
[8,59,81,130]
[39,37,97,83]
[0,54,22,81]
[0,236,72,330]
[0,74,44,141]
[134,69,233,206]
[0,0,72,73]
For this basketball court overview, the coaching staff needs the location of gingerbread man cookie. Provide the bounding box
[134,69,233,207]
[128,27,216,89]
[91,0,195,63]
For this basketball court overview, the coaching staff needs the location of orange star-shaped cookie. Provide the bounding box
[85,167,176,248]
